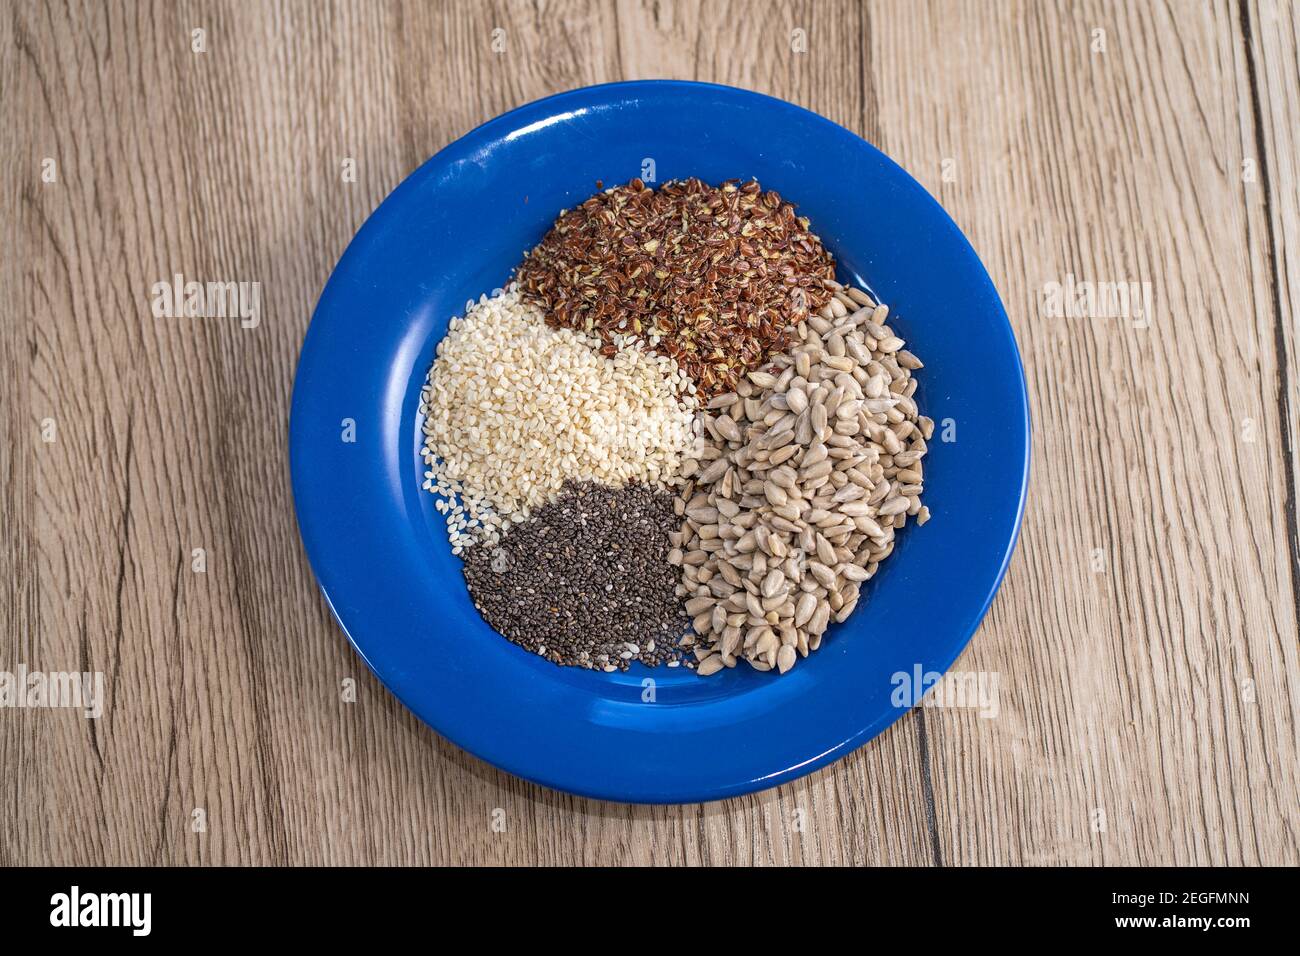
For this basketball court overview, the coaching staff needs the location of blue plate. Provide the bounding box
[290,81,1030,803]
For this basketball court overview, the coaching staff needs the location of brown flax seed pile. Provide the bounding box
[516,177,837,399]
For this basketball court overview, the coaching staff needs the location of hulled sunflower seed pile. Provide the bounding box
[419,178,930,676]
[670,284,931,675]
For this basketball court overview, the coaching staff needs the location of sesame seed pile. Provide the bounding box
[419,289,697,552]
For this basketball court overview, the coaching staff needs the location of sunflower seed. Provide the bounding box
[697,655,726,676]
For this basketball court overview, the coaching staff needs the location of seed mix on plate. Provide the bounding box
[420,179,929,674]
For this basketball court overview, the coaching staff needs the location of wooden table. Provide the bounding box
[3,0,1297,866]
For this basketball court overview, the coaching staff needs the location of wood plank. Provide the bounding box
[1241,0,1300,697]
[0,0,32,870]
[867,0,1300,864]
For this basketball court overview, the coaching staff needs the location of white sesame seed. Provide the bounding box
[419,289,697,550]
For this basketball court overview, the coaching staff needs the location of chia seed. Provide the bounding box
[462,481,691,670]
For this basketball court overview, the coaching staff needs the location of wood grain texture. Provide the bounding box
[1,0,1296,866]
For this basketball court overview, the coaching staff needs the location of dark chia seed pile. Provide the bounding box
[462,481,691,671]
